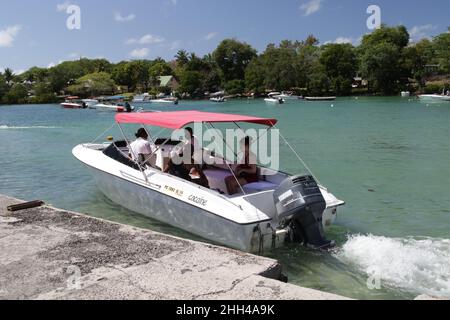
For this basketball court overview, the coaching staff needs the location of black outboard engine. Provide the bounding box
[273,175,334,249]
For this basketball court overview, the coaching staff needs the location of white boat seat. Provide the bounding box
[203,169,233,194]
[242,181,278,193]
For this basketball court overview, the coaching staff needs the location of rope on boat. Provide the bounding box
[90,123,116,144]
[273,124,323,187]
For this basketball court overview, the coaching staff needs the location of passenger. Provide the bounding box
[165,145,209,188]
[129,128,156,166]
[225,136,258,195]
[183,127,202,164]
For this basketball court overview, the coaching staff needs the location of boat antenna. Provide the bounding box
[272,123,323,187]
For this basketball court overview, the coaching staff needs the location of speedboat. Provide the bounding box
[133,93,152,104]
[151,97,179,105]
[418,94,450,102]
[61,96,87,109]
[92,96,135,112]
[210,96,227,103]
[273,92,302,100]
[93,103,135,113]
[265,92,285,104]
[73,111,345,253]
[82,99,99,108]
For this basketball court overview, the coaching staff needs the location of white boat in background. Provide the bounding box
[61,96,86,109]
[82,99,99,108]
[151,97,179,105]
[73,111,344,253]
[92,96,135,113]
[133,93,152,104]
[418,94,450,102]
[93,103,135,113]
[265,92,285,104]
[273,92,303,100]
[210,96,227,103]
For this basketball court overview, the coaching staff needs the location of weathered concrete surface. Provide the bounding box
[0,194,349,300]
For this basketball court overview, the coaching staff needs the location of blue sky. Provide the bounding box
[0,0,449,73]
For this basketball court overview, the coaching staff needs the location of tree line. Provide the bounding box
[0,25,449,105]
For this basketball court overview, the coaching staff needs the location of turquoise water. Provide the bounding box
[1,97,449,300]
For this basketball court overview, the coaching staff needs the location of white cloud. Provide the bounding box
[114,12,136,22]
[205,32,218,41]
[300,0,323,16]
[0,25,21,47]
[324,37,353,45]
[56,1,71,12]
[126,34,165,45]
[129,48,149,58]
[409,24,437,41]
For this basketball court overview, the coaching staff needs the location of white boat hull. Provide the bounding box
[73,144,344,253]
[418,94,450,102]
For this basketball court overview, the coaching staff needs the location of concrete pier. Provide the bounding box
[0,194,349,300]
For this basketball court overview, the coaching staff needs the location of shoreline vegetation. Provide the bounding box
[0,25,449,106]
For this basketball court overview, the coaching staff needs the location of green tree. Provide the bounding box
[224,79,245,95]
[179,70,203,96]
[175,50,189,67]
[245,58,265,94]
[3,68,15,84]
[358,25,410,94]
[213,39,257,83]
[0,73,9,102]
[3,83,28,104]
[320,44,357,95]
[432,30,450,74]
[67,72,116,97]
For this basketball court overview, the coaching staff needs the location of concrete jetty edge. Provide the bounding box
[0,194,350,300]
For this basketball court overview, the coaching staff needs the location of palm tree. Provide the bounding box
[175,50,189,66]
[3,68,14,85]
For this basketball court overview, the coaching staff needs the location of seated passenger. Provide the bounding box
[165,145,209,188]
[129,128,156,166]
[225,136,258,195]
[184,127,203,164]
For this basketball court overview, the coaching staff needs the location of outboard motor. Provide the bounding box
[273,175,334,249]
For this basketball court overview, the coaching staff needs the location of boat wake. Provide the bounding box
[334,234,450,298]
[0,125,60,130]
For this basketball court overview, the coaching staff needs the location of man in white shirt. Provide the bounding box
[129,128,156,165]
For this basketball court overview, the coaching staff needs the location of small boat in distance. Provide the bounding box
[210,96,227,103]
[133,93,152,104]
[273,91,303,100]
[61,96,87,109]
[418,92,450,103]
[305,96,336,101]
[73,111,344,253]
[92,96,135,113]
[264,92,285,104]
[82,99,99,108]
[151,96,179,105]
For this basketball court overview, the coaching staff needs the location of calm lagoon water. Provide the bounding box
[1,97,449,299]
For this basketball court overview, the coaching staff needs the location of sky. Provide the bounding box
[0,0,449,74]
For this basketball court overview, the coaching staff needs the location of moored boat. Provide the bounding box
[305,96,336,101]
[61,96,86,109]
[73,111,345,253]
[418,94,450,102]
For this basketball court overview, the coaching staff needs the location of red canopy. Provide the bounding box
[115,111,277,129]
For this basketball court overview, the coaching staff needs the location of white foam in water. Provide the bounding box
[0,125,59,130]
[335,235,450,298]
